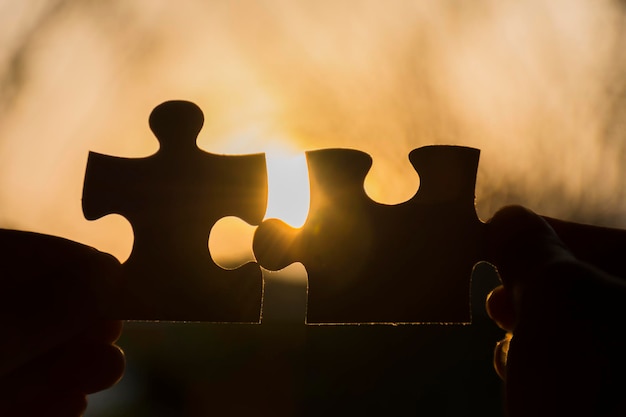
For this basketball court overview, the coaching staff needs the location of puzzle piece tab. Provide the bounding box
[82,100,267,321]
[253,146,485,324]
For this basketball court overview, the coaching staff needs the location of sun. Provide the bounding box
[208,146,310,270]
[264,149,310,228]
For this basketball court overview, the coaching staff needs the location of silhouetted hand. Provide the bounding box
[0,229,125,417]
[486,206,626,417]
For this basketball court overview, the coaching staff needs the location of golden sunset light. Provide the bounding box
[209,148,310,270]
[264,150,310,228]
[1,1,626,415]
[1,1,624,263]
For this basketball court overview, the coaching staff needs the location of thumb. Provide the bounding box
[486,205,576,292]
[486,206,626,318]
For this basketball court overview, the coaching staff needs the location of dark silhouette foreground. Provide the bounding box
[2,205,626,416]
[486,205,626,417]
[0,230,125,416]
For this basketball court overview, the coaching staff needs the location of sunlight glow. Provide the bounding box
[209,216,256,270]
[209,147,310,270]
[264,150,310,228]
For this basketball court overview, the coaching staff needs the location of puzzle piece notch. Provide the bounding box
[83,100,268,321]
[253,146,485,324]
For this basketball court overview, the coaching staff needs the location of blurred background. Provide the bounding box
[1,0,625,415]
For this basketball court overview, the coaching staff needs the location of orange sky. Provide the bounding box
[1,0,625,262]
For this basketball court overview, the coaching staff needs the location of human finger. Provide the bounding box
[47,341,126,394]
[487,205,626,320]
[493,332,511,380]
[0,329,125,404]
[0,229,121,320]
[543,216,626,279]
[485,285,515,332]
[486,205,575,292]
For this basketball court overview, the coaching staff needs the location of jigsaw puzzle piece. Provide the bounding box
[83,100,268,321]
[253,146,485,324]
